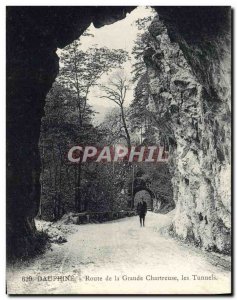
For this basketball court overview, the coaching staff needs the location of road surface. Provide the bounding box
[7,212,231,294]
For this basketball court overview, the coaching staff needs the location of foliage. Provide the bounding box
[58,40,128,125]
[100,74,131,148]
[40,42,131,220]
[39,13,174,221]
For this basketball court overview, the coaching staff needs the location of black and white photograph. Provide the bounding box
[6,5,232,295]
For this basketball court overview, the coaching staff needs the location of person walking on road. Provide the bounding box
[137,198,147,227]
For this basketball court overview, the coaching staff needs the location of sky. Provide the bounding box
[57,6,156,124]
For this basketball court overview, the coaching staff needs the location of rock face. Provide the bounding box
[144,11,231,253]
[6,6,135,259]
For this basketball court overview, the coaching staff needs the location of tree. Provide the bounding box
[131,32,151,83]
[100,74,131,148]
[40,81,109,217]
[40,38,130,216]
[55,41,129,212]
[130,15,158,145]
[58,40,128,126]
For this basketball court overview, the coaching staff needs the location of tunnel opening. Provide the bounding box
[38,6,175,222]
[134,190,153,211]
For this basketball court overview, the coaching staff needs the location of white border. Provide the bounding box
[1,1,235,6]
[0,2,236,299]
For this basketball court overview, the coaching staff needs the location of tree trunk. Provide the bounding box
[120,105,131,148]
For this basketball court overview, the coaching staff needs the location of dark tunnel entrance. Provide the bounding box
[134,190,154,211]
[131,163,175,214]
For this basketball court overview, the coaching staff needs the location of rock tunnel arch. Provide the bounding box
[7,7,231,258]
[133,188,155,211]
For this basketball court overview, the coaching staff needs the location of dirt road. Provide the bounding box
[7,212,231,294]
